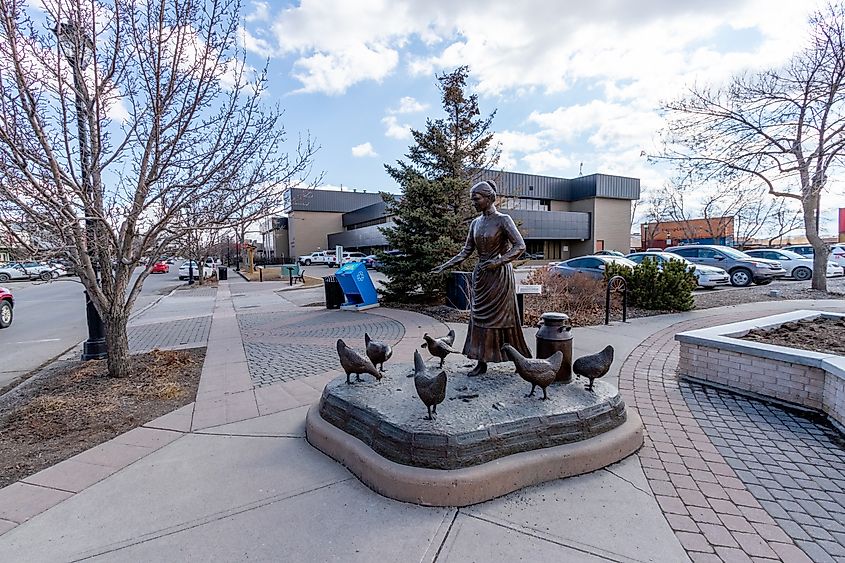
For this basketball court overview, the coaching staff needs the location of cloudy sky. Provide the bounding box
[237,0,845,234]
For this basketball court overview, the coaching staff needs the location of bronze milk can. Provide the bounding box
[536,312,573,383]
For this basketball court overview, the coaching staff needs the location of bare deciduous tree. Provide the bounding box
[658,3,845,290]
[0,0,318,377]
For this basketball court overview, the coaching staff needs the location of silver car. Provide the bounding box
[626,252,730,288]
[745,249,844,280]
[665,245,786,287]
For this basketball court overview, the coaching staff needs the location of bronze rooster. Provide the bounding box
[414,350,447,420]
[337,339,382,384]
[502,344,563,400]
[364,332,392,373]
[421,332,457,367]
[573,345,614,391]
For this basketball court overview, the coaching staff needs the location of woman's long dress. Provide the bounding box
[459,211,531,363]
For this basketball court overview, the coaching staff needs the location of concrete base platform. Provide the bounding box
[305,403,643,506]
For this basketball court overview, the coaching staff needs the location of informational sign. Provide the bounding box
[516,284,543,295]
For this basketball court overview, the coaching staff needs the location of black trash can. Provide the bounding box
[323,276,345,309]
[218,266,228,280]
[446,271,472,310]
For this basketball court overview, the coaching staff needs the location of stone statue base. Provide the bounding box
[305,362,643,506]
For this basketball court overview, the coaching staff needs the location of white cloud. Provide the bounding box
[381,115,411,140]
[391,96,428,114]
[245,1,271,23]
[291,44,398,95]
[351,142,378,158]
[243,0,824,97]
[521,149,572,176]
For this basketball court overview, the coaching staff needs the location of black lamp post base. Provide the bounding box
[82,290,108,361]
[82,338,108,360]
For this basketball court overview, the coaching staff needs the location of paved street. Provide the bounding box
[0,265,189,388]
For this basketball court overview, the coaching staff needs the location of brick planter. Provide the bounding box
[675,310,845,432]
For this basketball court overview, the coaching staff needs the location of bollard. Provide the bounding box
[259,268,263,282]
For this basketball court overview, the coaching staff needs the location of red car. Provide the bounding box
[0,286,13,328]
[151,262,169,274]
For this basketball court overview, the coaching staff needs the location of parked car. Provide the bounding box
[782,243,845,268]
[552,255,637,279]
[0,286,13,328]
[298,251,331,266]
[595,250,625,257]
[328,251,367,268]
[745,248,843,280]
[664,245,786,287]
[151,261,170,274]
[0,261,58,282]
[178,261,203,280]
[626,252,730,288]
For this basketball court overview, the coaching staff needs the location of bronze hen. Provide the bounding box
[414,350,447,420]
[502,344,562,400]
[573,345,614,391]
[364,332,392,372]
[421,332,457,368]
[337,338,382,384]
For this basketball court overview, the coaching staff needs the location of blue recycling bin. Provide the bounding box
[334,262,379,310]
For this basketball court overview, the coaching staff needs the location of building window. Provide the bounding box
[498,197,550,211]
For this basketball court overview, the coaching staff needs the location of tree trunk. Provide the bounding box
[104,311,131,378]
[802,194,829,291]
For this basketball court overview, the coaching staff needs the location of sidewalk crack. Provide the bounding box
[602,466,651,497]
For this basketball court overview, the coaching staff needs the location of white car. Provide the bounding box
[746,249,844,280]
[178,261,206,280]
[782,243,845,268]
[626,252,730,288]
[328,251,368,268]
[0,261,59,282]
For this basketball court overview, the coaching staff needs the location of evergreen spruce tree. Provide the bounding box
[379,66,499,302]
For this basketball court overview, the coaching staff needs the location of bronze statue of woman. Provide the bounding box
[432,180,532,376]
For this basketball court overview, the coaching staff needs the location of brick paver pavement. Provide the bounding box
[237,309,405,387]
[620,308,845,563]
[128,315,212,353]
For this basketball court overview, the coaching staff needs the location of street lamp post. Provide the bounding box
[55,22,107,360]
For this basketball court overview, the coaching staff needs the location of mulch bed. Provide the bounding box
[0,348,204,489]
[739,316,845,356]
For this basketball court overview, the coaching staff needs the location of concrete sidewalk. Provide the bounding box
[0,280,843,562]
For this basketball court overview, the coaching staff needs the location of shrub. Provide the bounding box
[522,267,610,326]
[605,257,696,311]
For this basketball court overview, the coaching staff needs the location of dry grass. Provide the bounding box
[241,268,321,287]
[0,348,204,487]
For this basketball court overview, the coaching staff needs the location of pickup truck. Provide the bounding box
[298,252,331,266]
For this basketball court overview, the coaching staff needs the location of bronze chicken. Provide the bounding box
[364,332,392,373]
[502,344,563,400]
[573,345,614,391]
[421,332,457,368]
[336,338,382,384]
[413,349,447,420]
